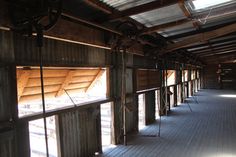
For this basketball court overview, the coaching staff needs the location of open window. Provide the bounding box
[138,94,145,130]
[166,70,176,86]
[29,116,59,157]
[100,102,114,151]
[17,67,108,117]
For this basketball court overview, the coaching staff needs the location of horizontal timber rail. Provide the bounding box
[18,98,113,122]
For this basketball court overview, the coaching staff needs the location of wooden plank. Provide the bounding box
[107,0,178,21]
[22,85,61,96]
[178,0,199,29]
[65,82,91,90]
[17,70,31,100]
[84,0,113,14]
[73,69,100,77]
[56,70,75,97]
[19,92,57,103]
[29,69,68,78]
[71,76,95,83]
[85,69,105,92]
[27,77,65,87]
[164,23,236,52]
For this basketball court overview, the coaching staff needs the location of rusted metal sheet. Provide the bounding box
[0,30,14,64]
[13,33,111,67]
[58,106,101,157]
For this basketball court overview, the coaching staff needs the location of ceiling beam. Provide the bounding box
[196,47,236,57]
[178,0,200,30]
[17,70,31,101]
[186,37,236,50]
[141,18,190,35]
[164,22,236,53]
[189,41,236,52]
[200,49,236,57]
[191,44,236,54]
[167,20,236,40]
[85,69,105,92]
[107,0,178,21]
[84,0,114,14]
[203,52,236,62]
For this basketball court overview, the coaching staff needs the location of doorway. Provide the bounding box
[138,94,145,130]
[101,102,113,151]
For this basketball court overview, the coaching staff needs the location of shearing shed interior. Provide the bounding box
[0,0,236,157]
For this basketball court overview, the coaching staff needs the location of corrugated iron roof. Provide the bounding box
[131,4,186,27]
[100,0,155,11]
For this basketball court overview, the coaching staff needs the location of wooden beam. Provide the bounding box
[178,0,199,29]
[17,70,31,100]
[56,70,75,97]
[200,49,236,57]
[107,0,178,21]
[84,0,114,14]
[189,42,236,53]
[164,23,236,53]
[85,69,105,92]
[141,19,190,35]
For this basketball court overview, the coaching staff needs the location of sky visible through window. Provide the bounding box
[192,0,232,10]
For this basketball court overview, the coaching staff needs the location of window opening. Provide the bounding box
[101,102,114,151]
[138,94,145,130]
[17,67,107,117]
[29,116,59,157]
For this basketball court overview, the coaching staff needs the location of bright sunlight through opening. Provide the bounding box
[192,0,232,10]
[219,94,236,98]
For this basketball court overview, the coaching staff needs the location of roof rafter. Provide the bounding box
[163,22,236,53]
[56,70,75,97]
[85,69,105,92]
[84,0,114,14]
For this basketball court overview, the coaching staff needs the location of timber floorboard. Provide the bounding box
[102,89,236,157]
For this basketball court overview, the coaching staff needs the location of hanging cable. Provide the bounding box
[36,24,49,157]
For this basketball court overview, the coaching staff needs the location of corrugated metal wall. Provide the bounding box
[0,66,17,121]
[203,64,219,89]
[58,106,101,157]
[13,34,111,67]
[0,130,16,157]
[145,91,155,124]
[0,30,14,64]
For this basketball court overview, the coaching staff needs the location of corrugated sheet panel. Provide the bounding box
[100,0,155,11]
[159,22,195,38]
[0,30,14,64]
[0,130,16,157]
[203,64,219,89]
[145,91,155,124]
[58,106,100,157]
[0,66,16,121]
[13,33,111,67]
[131,4,186,27]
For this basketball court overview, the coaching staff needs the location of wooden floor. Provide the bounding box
[102,89,236,157]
